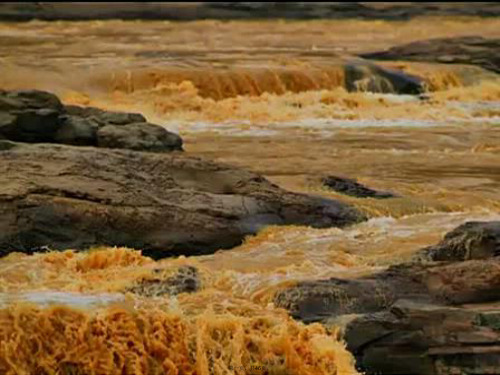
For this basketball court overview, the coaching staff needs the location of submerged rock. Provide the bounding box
[322,175,397,199]
[343,61,424,95]
[275,221,500,374]
[0,90,183,152]
[360,36,500,74]
[0,141,364,259]
[127,266,200,297]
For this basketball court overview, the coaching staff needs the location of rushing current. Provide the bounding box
[1,16,500,375]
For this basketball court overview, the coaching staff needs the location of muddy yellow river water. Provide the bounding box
[1,17,500,374]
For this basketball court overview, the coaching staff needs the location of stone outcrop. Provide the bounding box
[361,36,500,74]
[274,221,500,375]
[0,89,183,152]
[322,175,398,199]
[0,141,364,259]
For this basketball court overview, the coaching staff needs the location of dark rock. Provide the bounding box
[360,36,500,74]
[419,221,500,261]
[97,123,183,152]
[322,175,397,199]
[0,108,61,143]
[127,266,200,296]
[0,90,183,152]
[4,89,64,111]
[64,105,146,125]
[0,141,364,259]
[342,300,500,375]
[54,115,99,146]
[344,62,424,95]
[344,61,424,95]
[275,259,500,323]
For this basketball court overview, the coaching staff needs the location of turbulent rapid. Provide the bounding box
[1,15,500,375]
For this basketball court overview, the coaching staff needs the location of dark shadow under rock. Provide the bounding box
[322,175,397,199]
[360,36,500,74]
[0,141,365,259]
[127,266,200,297]
[0,90,183,152]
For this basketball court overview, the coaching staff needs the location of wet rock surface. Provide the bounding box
[0,141,364,259]
[419,221,500,262]
[275,221,500,375]
[344,62,424,95]
[0,90,183,152]
[361,36,500,74]
[127,266,200,297]
[322,175,398,198]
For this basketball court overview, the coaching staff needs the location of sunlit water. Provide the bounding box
[1,17,500,375]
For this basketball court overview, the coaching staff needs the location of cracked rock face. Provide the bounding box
[0,141,365,259]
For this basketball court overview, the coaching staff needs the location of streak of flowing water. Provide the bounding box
[1,17,500,375]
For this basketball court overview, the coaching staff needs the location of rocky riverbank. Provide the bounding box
[0,89,364,259]
[275,221,500,374]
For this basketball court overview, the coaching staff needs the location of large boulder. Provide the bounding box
[0,141,364,259]
[419,221,500,262]
[360,36,500,74]
[0,90,183,152]
[0,90,64,143]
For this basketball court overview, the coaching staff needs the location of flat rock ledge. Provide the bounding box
[0,89,183,152]
[0,141,365,259]
[360,36,500,75]
[274,221,500,375]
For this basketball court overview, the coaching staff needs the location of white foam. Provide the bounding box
[0,291,125,309]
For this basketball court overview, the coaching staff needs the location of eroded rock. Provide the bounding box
[0,141,364,258]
